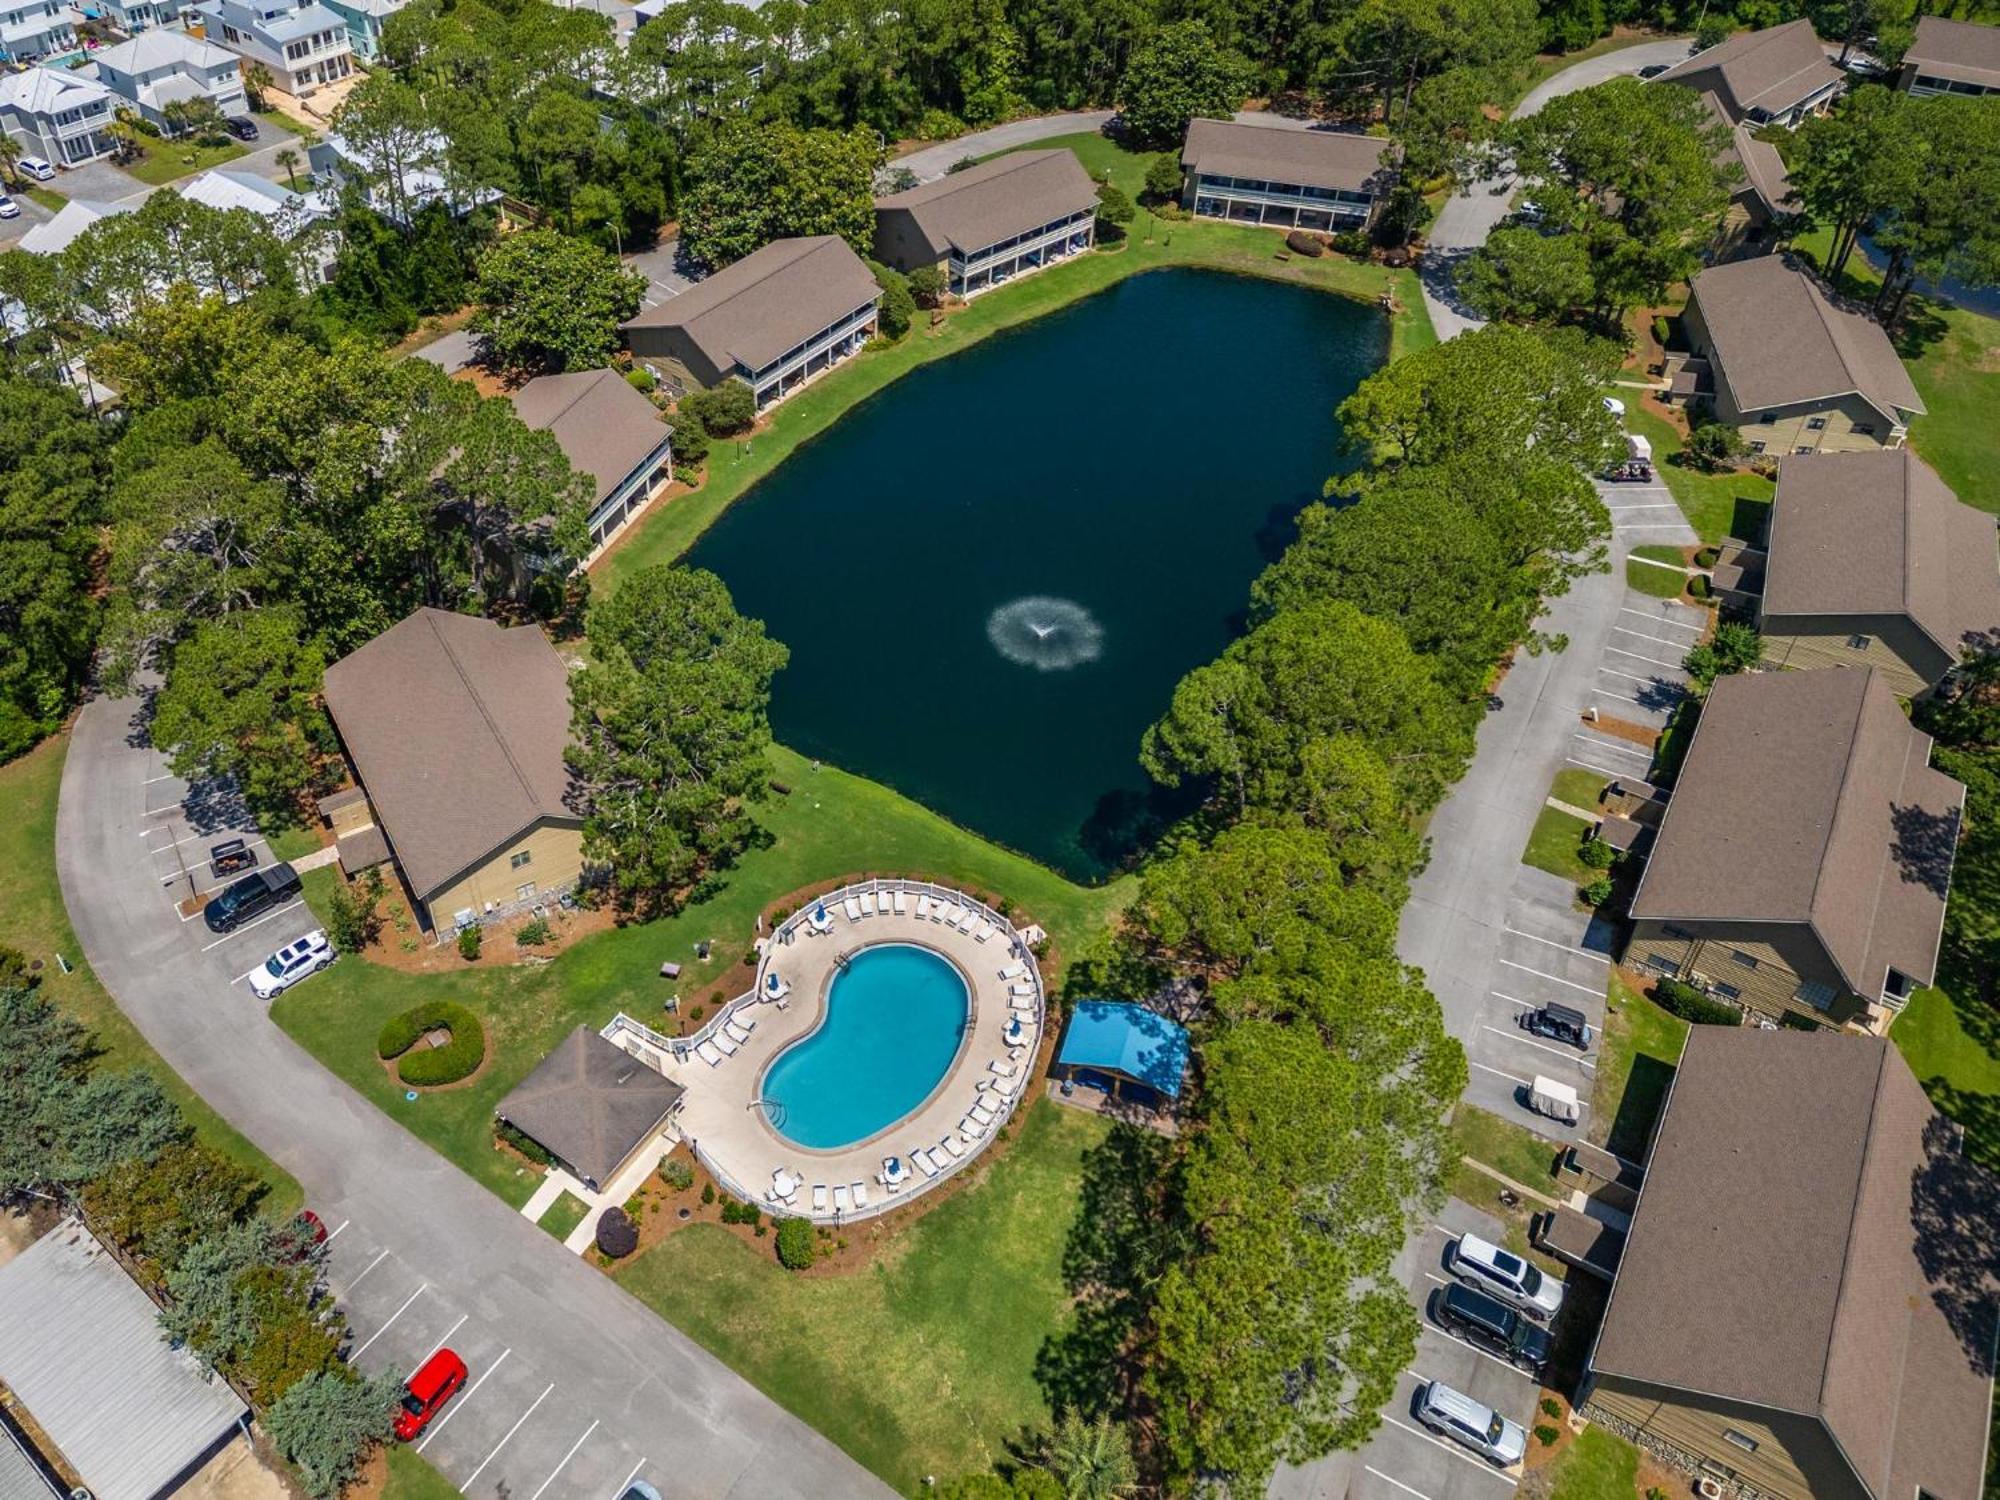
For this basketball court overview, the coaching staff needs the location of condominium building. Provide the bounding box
[1179,118,1395,231]
[318,0,406,59]
[1898,15,2000,97]
[0,0,78,64]
[873,149,1097,298]
[194,0,354,97]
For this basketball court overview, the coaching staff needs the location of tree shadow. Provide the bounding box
[1908,1107,2000,1369]
[1891,801,1962,903]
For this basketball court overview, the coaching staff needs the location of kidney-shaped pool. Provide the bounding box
[761,943,971,1150]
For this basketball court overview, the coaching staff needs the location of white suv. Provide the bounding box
[1416,1380,1527,1468]
[1450,1232,1564,1321]
[249,929,336,999]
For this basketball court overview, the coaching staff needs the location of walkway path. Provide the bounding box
[890,111,1114,182]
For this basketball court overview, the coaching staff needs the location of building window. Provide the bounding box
[1853,423,1875,437]
[1663,924,1695,940]
[1730,949,1760,969]
[1758,411,1777,424]
[1646,952,1679,973]
[1712,981,1742,1000]
[1721,1430,1759,1454]
[1806,416,1828,430]
[1748,440,1766,454]
[1794,445,1815,455]
[1795,979,1838,1010]
[1848,633,1873,650]
[510,849,532,869]
[515,881,537,901]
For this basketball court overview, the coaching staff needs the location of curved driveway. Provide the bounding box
[56,694,890,1500]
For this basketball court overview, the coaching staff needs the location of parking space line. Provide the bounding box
[1595,687,1663,710]
[1496,959,1600,996]
[1489,991,1537,1011]
[416,1348,510,1453]
[461,1382,554,1487]
[1620,605,1701,629]
[1379,1416,1520,1487]
[1503,927,1608,963]
[340,1248,390,1296]
[409,1314,468,1378]
[325,1218,350,1243]
[1565,755,1630,779]
[1471,1060,1532,1087]
[1572,732,1652,762]
[197,898,305,951]
[1603,643,1681,669]
[1365,1467,1434,1500]
[1600,666,1683,688]
[528,1419,600,1500]
[1613,624,1696,650]
[1606,502,1680,511]
[1482,1026,1595,1069]
[353,1285,427,1358]
[612,1459,647,1498]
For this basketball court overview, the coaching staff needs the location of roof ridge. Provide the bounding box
[1804,669,1878,991]
[1899,449,1916,618]
[421,610,547,819]
[1814,1039,1892,1470]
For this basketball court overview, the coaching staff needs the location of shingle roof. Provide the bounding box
[0,1221,246,1500]
[622,235,881,374]
[874,149,1098,257]
[1694,89,1799,218]
[92,27,238,72]
[497,1026,685,1186]
[1590,1030,1996,1500]
[1763,450,2000,662]
[322,609,578,900]
[1180,118,1395,195]
[1657,18,1845,118]
[1055,1000,1190,1098]
[1629,667,1963,997]
[1904,16,2000,90]
[1691,255,1925,423]
[508,368,671,506]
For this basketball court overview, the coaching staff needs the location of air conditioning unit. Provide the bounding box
[1689,971,1712,989]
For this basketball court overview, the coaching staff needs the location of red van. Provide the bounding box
[394,1349,468,1441]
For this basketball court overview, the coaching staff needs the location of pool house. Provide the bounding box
[873,150,1099,298]
[1179,118,1396,232]
[1053,1000,1190,1112]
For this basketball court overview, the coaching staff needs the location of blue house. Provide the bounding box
[1053,1000,1190,1110]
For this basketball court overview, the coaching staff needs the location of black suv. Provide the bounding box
[1523,1001,1592,1049]
[225,115,259,142]
[1431,1282,1552,1374]
[204,862,301,933]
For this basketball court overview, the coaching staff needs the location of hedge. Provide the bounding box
[1651,977,1743,1027]
[775,1216,815,1270]
[376,1001,486,1086]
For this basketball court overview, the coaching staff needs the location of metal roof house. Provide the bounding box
[1655,19,1845,127]
[1584,1029,1996,1500]
[1179,118,1396,232]
[508,367,674,555]
[90,30,248,132]
[497,1025,686,1191]
[1899,15,2000,97]
[0,1220,247,1500]
[873,149,1098,298]
[1052,999,1190,1109]
[0,65,115,167]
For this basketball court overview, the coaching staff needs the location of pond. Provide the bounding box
[685,267,1387,878]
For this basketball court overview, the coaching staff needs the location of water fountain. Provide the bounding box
[985,596,1104,671]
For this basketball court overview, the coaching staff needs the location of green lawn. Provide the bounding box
[24,186,66,213]
[272,744,1131,1207]
[1892,985,2000,1171]
[1450,1104,1561,1189]
[1625,401,1775,545]
[538,1190,591,1241]
[1626,542,1690,600]
[380,1444,463,1500]
[0,738,300,1212]
[596,133,1431,584]
[1545,1425,1641,1500]
[253,108,314,138]
[1593,972,1687,1160]
[1521,805,1597,886]
[122,134,248,187]
[1549,769,1610,812]
[615,1100,1107,1490]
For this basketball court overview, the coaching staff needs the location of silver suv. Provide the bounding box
[1450,1232,1564,1321]
[1416,1380,1527,1468]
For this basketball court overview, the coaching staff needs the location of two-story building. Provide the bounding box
[1627,666,1964,1029]
[195,0,353,98]
[91,30,248,134]
[1757,449,2000,695]
[622,234,881,411]
[1655,18,1845,127]
[508,366,675,558]
[1178,117,1395,232]
[1672,255,1925,453]
[0,0,78,65]
[88,0,169,33]
[873,149,1098,298]
[318,0,405,59]
[0,65,114,168]
[1898,15,2000,97]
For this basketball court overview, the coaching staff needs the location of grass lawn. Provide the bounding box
[1892,985,2000,1171]
[1545,1425,1641,1500]
[253,108,314,138]
[1625,401,1774,545]
[1593,972,1687,1160]
[379,1444,462,1500]
[1521,805,1596,886]
[1450,1104,1561,1189]
[272,744,1131,1208]
[0,738,300,1213]
[537,1190,591,1241]
[615,1100,1107,1489]
[1626,543,1690,600]
[122,134,248,187]
[24,186,66,212]
[594,133,1430,585]
[1549,768,1610,811]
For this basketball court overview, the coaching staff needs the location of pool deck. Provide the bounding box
[647,891,1043,1221]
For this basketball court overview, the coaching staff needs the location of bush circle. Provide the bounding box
[776,1216,815,1270]
[376,1001,486,1086]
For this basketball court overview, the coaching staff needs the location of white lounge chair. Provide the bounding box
[985,1069,1023,1099]
[843,894,863,921]
[893,891,908,916]
[913,1149,941,1178]
[990,1057,1020,1079]
[833,1184,851,1213]
[852,1182,869,1209]
[1008,981,1036,997]
[998,961,1026,981]
[955,907,977,934]
[724,1017,753,1044]
[973,920,993,943]
[716,1030,744,1056]
[970,1098,998,1126]
[915,894,932,920]
[942,1135,968,1159]
[931,900,954,923]
[696,1041,724,1067]
[859,891,876,917]
[959,1114,985,1139]
[812,1184,829,1214]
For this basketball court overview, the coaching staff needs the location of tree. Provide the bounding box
[1117,20,1249,148]
[595,1206,639,1256]
[435,389,596,594]
[323,868,385,952]
[681,379,757,436]
[1868,95,2000,330]
[1457,224,1598,325]
[276,147,301,190]
[679,123,880,267]
[0,132,21,189]
[1686,419,1747,471]
[470,228,645,373]
[243,62,275,111]
[1683,619,1762,692]
[82,1141,264,1284]
[1790,86,1914,279]
[1093,181,1135,238]
[906,263,947,307]
[1142,152,1182,203]
[262,1371,400,1500]
[150,608,327,812]
[1317,0,1539,128]
[1040,1410,1137,1500]
[872,260,917,338]
[567,567,789,913]
[328,75,447,234]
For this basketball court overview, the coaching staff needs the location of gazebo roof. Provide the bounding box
[1055,1000,1190,1098]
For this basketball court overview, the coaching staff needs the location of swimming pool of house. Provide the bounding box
[760,943,971,1149]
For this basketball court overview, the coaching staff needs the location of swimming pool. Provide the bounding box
[761,944,971,1150]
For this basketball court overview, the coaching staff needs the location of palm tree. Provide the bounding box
[0,132,21,190]
[243,61,275,112]
[1041,1410,1139,1500]
[275,147,300,190]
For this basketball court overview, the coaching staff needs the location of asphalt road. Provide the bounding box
[55,693,893,1500]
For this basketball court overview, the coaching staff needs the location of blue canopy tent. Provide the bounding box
[1053,1000,1190,1109]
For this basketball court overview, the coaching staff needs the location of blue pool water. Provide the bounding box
[762,944,971,1150]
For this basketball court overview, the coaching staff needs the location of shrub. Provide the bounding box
[658,1156,694,1191]
[595,1206,638,1258]
[324,868,383,952]
[624,365,656,392]
[1540,1397,1561,1418]
[1694,546,1719,569]
[1330,229,1372,258]
[1653,976,1744,1026]
[376,1001,486,1086]
[1580,876,1615,908]
[668,409,710,467]
[0,943,35,990]
[516,915,553,946]
[498,1120,552,1166]
[1143,152,1183,204]
[776,1216,815,1269]
[457,925,482,961]
[946,156,978,174]
[1284,228,1325,257]
[719,1199,763,1226]
[871,260,916,339]
[1534,1424,1560,1447]
[701,1182,715,1205]
[1688,574,1712,600]
[1651,314,1670,348]
[683,380,756,437]
[1094,183,1135,237]
[1686,420,1746,472]
[1578,836,1617,870]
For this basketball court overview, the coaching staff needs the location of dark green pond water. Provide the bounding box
[685,268,1386,879]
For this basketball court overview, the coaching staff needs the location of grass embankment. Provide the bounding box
[1893,985,2000,1171]
[273,744,1131,1207]
[0,737,301,1213]
[1594,973,1687,1160]
[122,135,248,187]
[1521,805,1597,885]
[24,186,66,213]
[378,1445,463,1500]
[1544,1425,1642,1499]
[1626,543,1691,600]
[616,1099,1108,1490]
[538,1190,591,1242]
[1451,1104,1561,1189]
[1624,401,1774,545]
[596,133,1431,583]
[1549,769,1610,812]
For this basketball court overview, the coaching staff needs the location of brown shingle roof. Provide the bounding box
[1179,118,1395,195]
[1691,255,1925,423]
[1904,16,2000,90]
[508,368,672,507]
[322,609,578,901]
[873,150,1098,257]
[1590,1029,1995,1500]
[496,1027,684,1188]
[1763,450,2000,661]
[1657,18,1846,118]
[1628,667,1963,996]
[620,235,881,374]
[1694,89,1800,218]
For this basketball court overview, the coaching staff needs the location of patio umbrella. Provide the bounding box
[1003,1015,1027,1046]
[773,1168,799,1199]
[882,1156,907,1186]
[766,971,783,996]
[814,901,828,921]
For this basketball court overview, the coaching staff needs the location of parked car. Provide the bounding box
[248,928,335,998]
[1431,1283,1552,1374]
[225,115,258,141]
[1523,1001,1592,1049]
[1529,1073,1581,1125]
[0,192,19,219]
[208,837,258,877]
[1415,1380,1527,1468]
[394,1349,468,1442]
[280,1208,328,1263]
[203,861,301,933]
[620,1485,663,1500]
[1450,1232,1565,1321]
[1638,62,1671,78]
[16,157,55,182]
[1602,395,1626,418]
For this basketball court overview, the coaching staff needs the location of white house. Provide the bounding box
[0,0,79,65]
[86,0,169,34]
[194,0,354,97]
[15,196,131,254]
[318,0,404,60]
[309,127,500,224]
[0,65,115,168]
[91,30,248,132]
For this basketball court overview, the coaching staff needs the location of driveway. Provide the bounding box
[56,694,893,1500]
[52,157,146,204]
[889,111,1114,183]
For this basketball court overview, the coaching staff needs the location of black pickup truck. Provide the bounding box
[204,862,301,933]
